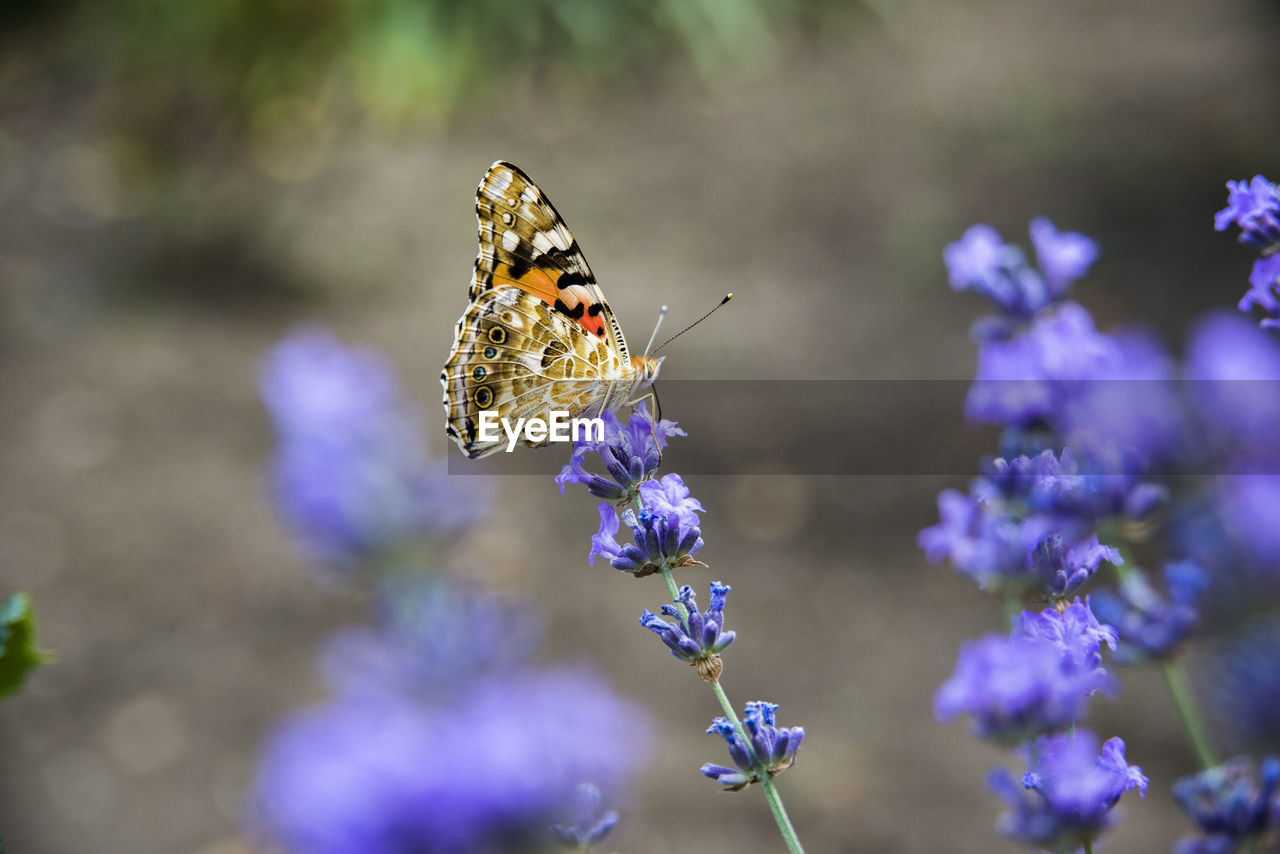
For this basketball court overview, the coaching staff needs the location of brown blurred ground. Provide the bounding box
[3,1,1280,852]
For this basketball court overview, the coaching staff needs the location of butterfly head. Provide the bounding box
[635,355,664,387]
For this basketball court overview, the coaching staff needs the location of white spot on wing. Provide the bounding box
[490,169,513,192]
[550,226,572,251]
[521,186,539,203]
[501,230,519,251]
[531,231,554,254]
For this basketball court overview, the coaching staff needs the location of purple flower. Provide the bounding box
[701,701,805,792]
[589,502,704,578]
[319,578,541,701]
[555,404,685,500]
[1215,175,1280,250]
[548,783,619,850]
[917,488,1053,593]
[1030,216,1099,293]
[638,474,704,528]
[1174,756,1280,854]
[966,303,1118,427]
[260,327,482,568]
[1240,255,1280,329]
[989,731,1147,850]
[640,582,735,682]
[249,667,649,854]
[1185,313,1280,470]
[936,601,1117,744]
[1216,476,1280,568]
[1091,562,1208,664]
[1030,534,1123,598]
[1014,598,1119,672]
[944,224,1050,316]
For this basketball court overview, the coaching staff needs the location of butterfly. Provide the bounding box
[442,161,664,459]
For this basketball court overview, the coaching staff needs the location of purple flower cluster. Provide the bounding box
[701,701,805,792]
[989,731,1147,850]
[556,403,685,500]
[1090,562,1208,664]
[1173,756,1280,854]
[1216,176,1280,329]
[589,476,705,577]
[260,327,482,568]
[640,582,735,682]
[935,600,1117,745]
[249,579,649,854]
[919,449,1128,597]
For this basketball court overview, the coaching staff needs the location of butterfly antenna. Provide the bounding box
[643,305,668,357]
[653,293,733,354]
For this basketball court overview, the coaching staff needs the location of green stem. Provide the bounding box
[710,680,806,854]
[1083,839,1095,854]
[1161,658,1219,769]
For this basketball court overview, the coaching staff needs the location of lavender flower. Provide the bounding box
[588,500,704,578]
[556,404,685,500]
[1173,756,1280,854]
[943,219,1095,319]
[640,582,735,682]
[701,701,805,792]
[935,602,1117,745]
[319,577,541,701]
[549,783,619,850]
[1240,255,1280,330]
[1185,313,1280,471]
[917,487,1053,592]
[1215,175,1280,251]
[1091,562,1208,663]
[988,731,1147,851]
[260,327,482,568]
[250,667,649,854]
[1030,216,1100,293]
[1029,534,1122,599]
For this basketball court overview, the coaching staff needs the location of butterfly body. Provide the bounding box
[442,161,662,459]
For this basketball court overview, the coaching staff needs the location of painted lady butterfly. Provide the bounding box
[442,161,663,458]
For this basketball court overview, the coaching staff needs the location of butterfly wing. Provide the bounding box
[443,162,636,459]
[472,161,632,366]
[442,287,623,458]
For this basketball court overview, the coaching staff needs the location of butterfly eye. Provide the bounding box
[483,346,497,358]
[472,366,487,381]
[487,326,507,345]
[474,386,494,408]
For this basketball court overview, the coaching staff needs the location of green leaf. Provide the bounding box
[0,592,52,700]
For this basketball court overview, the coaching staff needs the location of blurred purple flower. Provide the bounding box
[1240,255,1280,329]
[1091,562,1208,663]
[989,731,1147,851]
[319,578,541,701]
[556,404,684,500]
[1185,313,1280,470]
[1029,534,1123,599]
[250,668,649,854]
[549,783,619,850]
[1215,175,1280,251]
[701,701,804,792]
[638,474,704,528]
[1216,475,1280,568]
[1174,756,1280,854]
[917,487,1053,593]
[260,327,482,567]
[1030,216,1099,293]
[966,303,1117,427]
[935,602,1118,745]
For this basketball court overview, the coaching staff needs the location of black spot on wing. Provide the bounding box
[586,303,602,317]
[553,298,586,320]
[555,271,589,290]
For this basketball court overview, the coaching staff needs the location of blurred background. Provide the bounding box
[3,0,1280,851]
